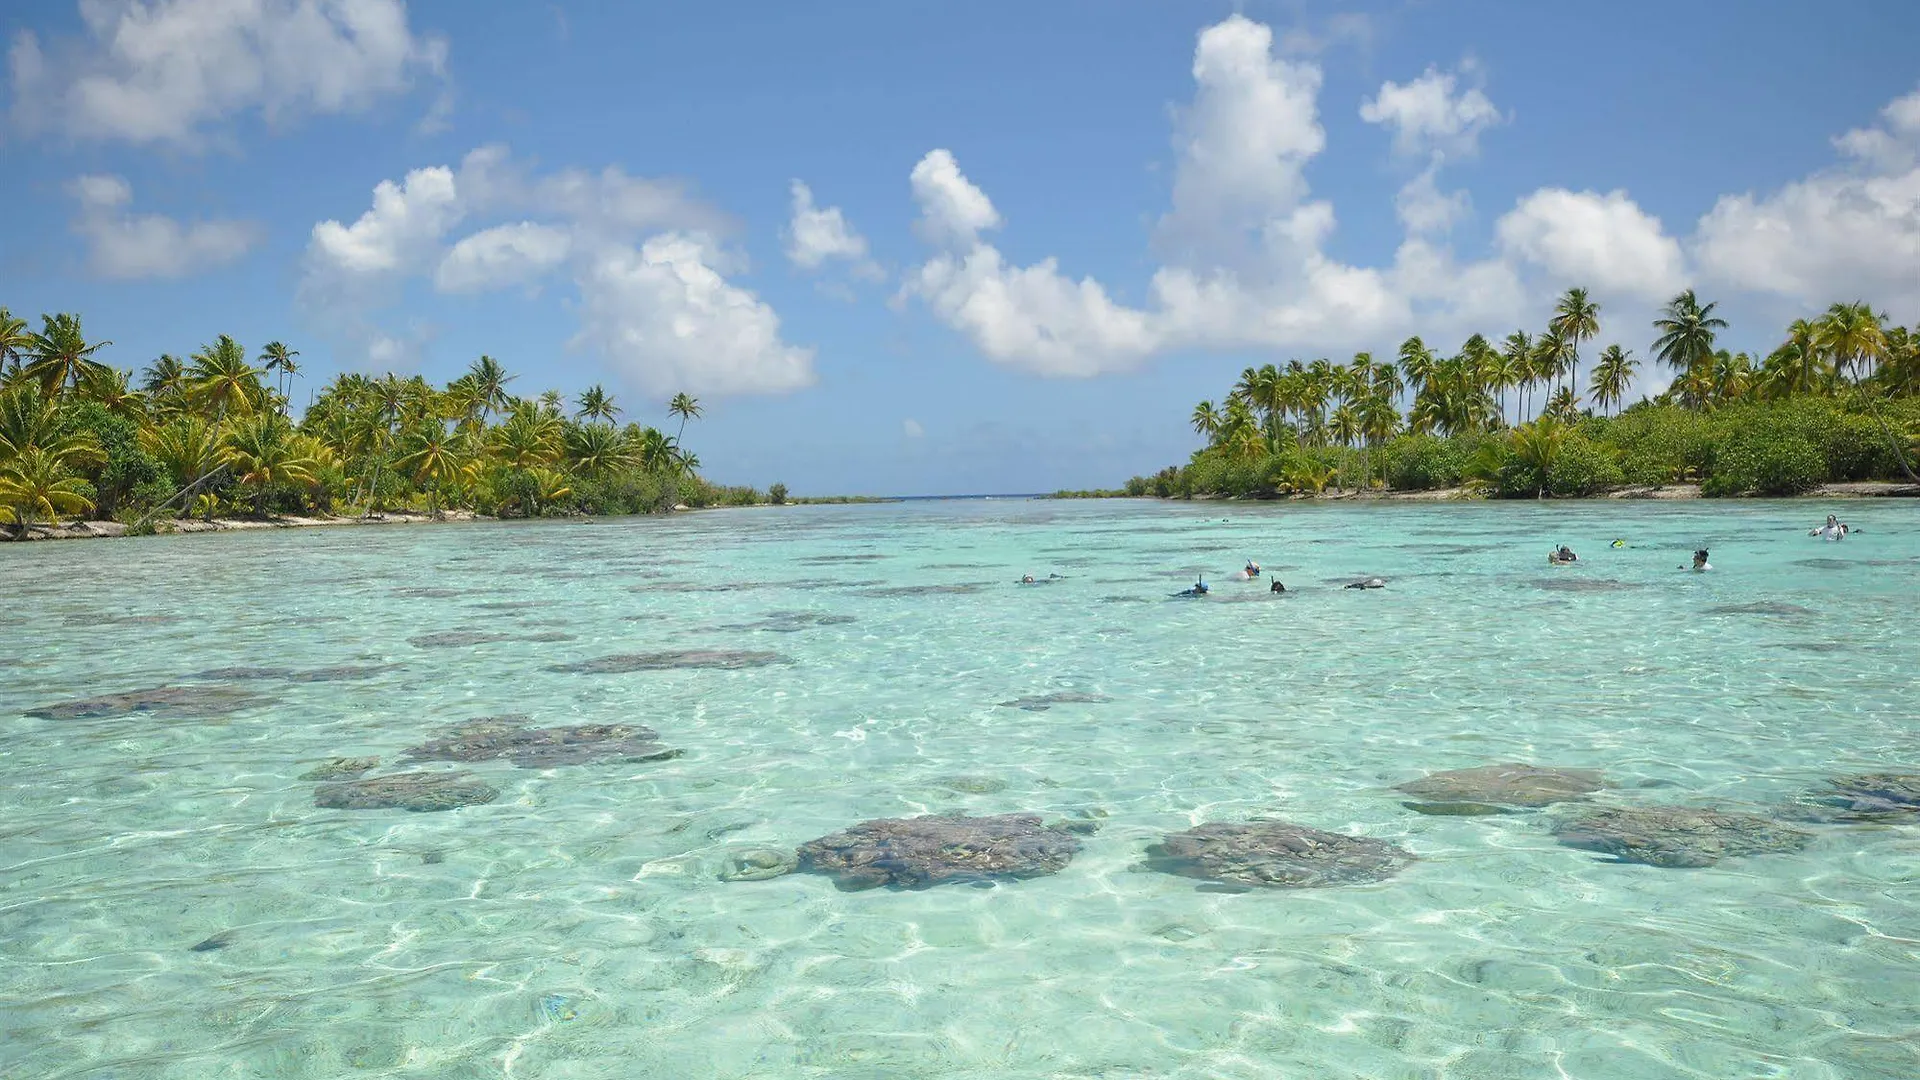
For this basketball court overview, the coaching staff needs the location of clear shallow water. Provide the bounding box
[3,499,1918,1080]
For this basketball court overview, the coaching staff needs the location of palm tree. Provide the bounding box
[1817,301,1887,387]
[1548,287,1600,402]
[467,355,514,419]
[0,308,30,379]
[1771,318,1826,398]
[1190,400,1222,443]
[259,342,300,415]
[141,354,191,415]
[1535,327,1574,412]
[1508,417,1567,499]
[1652,290,1728,403]
[1397,337,1435,398]
[564,422,633,479]
[188,335,265,420]
[1588,345,1637,417]
[141,416,225,506]
[633,426,676,472]
[668,392,702,445]
[79,365,145,417]
[22,313,112,396]
[0,446,95,538]
[576,384,619,423]
[0,383,100,465]
[491,403,563,468]
[222,414,318,517]
[395,422,461,517]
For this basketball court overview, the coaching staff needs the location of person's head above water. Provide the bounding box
[1021,575,1034,584]
[1270,579,1285,592]
[1692,548,1710,566]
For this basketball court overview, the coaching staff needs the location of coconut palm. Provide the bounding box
[491,403,563,468]
[1817,301,1887,387]
[467,355,515,419]
[0,446,95,538]
[0,308,30,379]
[1652,290,1728,400]
[259,342,300,413]
[188,335,265,420]
[576,384,619,423]
[141,416,225,496]
[1588,345,1637,417]
[565,422,633,479]
[222,414,318,516]
[668,392,702,444]
[1397,337,1435,397]
[79,365,145,417]
[1548,287,1600,401]
[1190,400,1222,443]
[395,422,461,517]
[22,313,113,396]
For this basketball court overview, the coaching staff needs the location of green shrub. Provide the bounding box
[1545,435,1624,496]
[1702,427,1824,496]
[768,482,788,505]
[1384,435,1467,490]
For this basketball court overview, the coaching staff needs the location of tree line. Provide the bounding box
[0,308,780,538]
[1135,288,1920,499]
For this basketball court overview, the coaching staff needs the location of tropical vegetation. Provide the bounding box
[0,308,769,538]
[1133,290,1920,500]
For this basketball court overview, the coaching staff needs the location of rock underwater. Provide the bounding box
[1395,763,1604,815]
[1146,821,1413,889]
[313,771,499,812]
[1552,805,1812,868]
[402,717,682,769]
[797,813,1082,890]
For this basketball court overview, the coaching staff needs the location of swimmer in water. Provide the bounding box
[1244,559,1261,578]
[1176,577,1209,597]
[1549,545,1578,564]
[1020,575,1036,584]
[1688,549,1712,572]
[1270,579,1286,593]
[1611,539,1626,549]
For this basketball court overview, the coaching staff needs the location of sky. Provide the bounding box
[4,1,1919,496]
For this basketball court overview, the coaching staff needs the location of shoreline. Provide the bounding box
[14,481,1917,541]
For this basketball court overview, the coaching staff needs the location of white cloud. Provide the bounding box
[572,233,816,397]
[303,146,813,394]
[9,0,448,145]
[434,222,571,293]
[902,15,1681,378]
[1360,62,1504,159]
[1693,82,1920,314]
[68,173,259,279]
[1158,14,1324,266]
[785,180,876,275]
[1495,188,1686,299]
[910,149,1001,247]
[902,418,923,438]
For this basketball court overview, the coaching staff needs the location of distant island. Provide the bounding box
[1118,289,1919,500]
[0,308,812,540]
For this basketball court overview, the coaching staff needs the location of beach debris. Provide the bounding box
[995,692,1115,712]
[1146,821,1413,889]
[401,717,682,769]
[547,650,787,674]
[1395,764,1604,815]
[24,685,272,721]
[1789,773,1920,822]
[408,631,513,648]
[313,771,499,812]
[299,756,381,781]
[1552,806,1812,868]
[797,813,1082,890]
[718,847,800,882]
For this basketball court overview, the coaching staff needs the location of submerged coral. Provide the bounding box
[299,756,381,781]
[313,771,499,812]
[402,718,681,768]
[797,813,1081,890]
[25,685,272,720]
[1553,805,1812,868]
[1395,764,1603,815]
[1146,821,1413,889]
[1790,773,1920,822]
[547,650,787,674]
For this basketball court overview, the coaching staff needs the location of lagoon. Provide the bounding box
[4,498,1918,1079]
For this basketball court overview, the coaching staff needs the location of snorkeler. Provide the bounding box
[1244,559,1261,578]
[1270,579,1286,593]
[1611,539,1626,549]
[1549,545,1578,564]
[1175,576,1210,597]
[1345,577,1385,590]
[1020,574,1036,584]
[1688,549,1712,572]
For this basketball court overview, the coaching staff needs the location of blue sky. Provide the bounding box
[5,1,1919,495]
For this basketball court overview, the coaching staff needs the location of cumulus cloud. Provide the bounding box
[910,149,1001,247]
[434,222,571,293]
[9,0,448,145]
[69,173,260,279]
[302,146,813,394]
[1495,188,1686,300]
[572,233,815,397]
[1692,82,1920,314]
[784,180,878,277]
[902,14,1688,378]
[1360,62,1504,159]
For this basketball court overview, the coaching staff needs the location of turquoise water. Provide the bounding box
[3,499,1918,1079]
